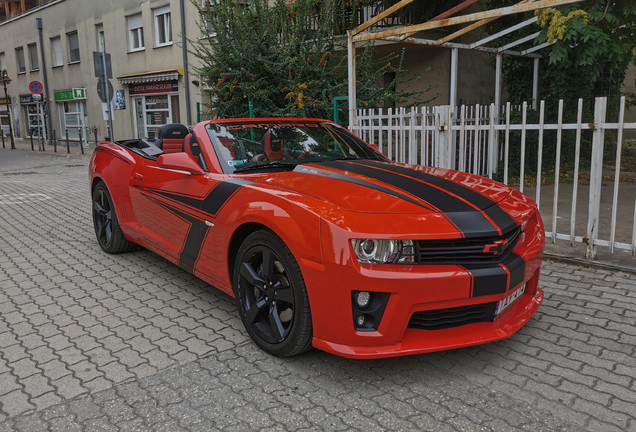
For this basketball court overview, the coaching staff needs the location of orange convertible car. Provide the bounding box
[89,119,544,358]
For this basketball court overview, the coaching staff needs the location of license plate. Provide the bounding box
[494,284,526,319]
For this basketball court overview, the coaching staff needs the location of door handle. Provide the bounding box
[133,172,143,180]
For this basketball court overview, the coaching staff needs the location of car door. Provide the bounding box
[129,160,206,268]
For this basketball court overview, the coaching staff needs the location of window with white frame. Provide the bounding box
[128,14,145,51]
[154,6,172,46]
[68,32,80,63]
[28,44,39,71]
[200,1,217,38]
[0,52,6,72]
[16,47,26,73]
[51,37,63,67]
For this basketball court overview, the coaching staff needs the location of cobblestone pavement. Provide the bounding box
[1,147,635,431]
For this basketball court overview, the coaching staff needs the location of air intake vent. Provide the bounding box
[408,303,495,331]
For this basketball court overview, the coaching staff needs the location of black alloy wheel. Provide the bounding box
[233,230,312,357]
[92,182,135,254]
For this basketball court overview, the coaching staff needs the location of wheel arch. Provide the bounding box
[227,222,274,282]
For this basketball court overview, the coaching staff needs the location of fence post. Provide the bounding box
[436,105,451,169]
[66,129,70,153]
[488,103,495,179]
[53,130,57,153]
[79,129,84,155]
[586,97,607,259]
[30,129,34,151]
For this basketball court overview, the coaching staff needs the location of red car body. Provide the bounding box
[89,118,544,359]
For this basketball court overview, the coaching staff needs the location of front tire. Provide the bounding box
[92,182,135,254]
[233,230,313,357]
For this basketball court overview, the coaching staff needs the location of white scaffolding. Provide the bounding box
[347,0,584,127]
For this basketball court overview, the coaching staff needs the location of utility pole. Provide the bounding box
[36,18,53,145]
[1,70,16,149]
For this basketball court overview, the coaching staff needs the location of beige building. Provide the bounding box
[0,0,211,143]
[0,0,500,144]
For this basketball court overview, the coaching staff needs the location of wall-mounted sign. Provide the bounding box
[54,88,87,102]
[20,94,34,105]
[128,80,178,95]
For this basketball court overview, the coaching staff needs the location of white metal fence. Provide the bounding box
[352,97,636,259]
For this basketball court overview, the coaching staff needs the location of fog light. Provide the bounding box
[355,291,371,308]
[356,314,367,327]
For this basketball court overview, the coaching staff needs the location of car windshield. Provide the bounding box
[206,120,384,174]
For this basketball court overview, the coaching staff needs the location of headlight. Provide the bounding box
[351,239,416,264]
[520,209,536,232]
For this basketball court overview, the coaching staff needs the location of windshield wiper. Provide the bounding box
[232,161,299,173]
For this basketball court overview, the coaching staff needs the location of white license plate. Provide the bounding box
[494,284,526,319]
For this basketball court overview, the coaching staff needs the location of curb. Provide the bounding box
[543,252,636,275]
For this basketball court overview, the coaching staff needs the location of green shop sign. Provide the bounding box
[54,88,87,102]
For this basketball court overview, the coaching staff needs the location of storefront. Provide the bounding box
[54,88,88,143]
[0,97,13,139]
[117,70,182,139]
[19,94,47,140]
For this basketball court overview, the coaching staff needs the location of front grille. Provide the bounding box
[416,227,520,265]
[408,303,496,331]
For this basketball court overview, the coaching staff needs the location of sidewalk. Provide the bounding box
[1,137,95,160]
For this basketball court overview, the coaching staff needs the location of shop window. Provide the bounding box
[154,6,172,46]
[28,43,39,71]
[51,37,63,67]
[128,14,145,51]
[67,32,80,63]
[59,100,87,142]
[0,52,6,72]
[16,47,26,73]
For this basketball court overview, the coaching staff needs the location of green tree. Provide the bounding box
[191,0,433,122]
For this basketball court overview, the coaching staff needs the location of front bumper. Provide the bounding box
[301,209,545,359]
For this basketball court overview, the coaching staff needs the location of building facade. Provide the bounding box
[0,0,211,143]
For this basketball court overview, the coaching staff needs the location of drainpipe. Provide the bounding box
[179,0,192,126]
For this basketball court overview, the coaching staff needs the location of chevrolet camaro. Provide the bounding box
[89,119,544,358]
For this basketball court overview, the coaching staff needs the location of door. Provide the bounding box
[128,161,207,271]
[134,97,144,139]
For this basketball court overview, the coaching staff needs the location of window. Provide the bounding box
[128,14,144,51]
[0,52,6,72]
[28,44,39,71]
[154,6,172,46]
[16,47,26,73]
[67,32,80,63]
[51,37,63,67]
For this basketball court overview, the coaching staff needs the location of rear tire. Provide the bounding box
[233,229,313,357]
[92,182,135,254]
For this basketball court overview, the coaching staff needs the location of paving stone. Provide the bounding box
[2,150,636,431]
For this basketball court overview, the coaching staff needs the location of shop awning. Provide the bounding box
[117,69,183,85]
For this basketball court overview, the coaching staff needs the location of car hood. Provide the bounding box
[238,159,520,236]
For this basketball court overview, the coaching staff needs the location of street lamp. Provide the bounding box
[0,69,16,150]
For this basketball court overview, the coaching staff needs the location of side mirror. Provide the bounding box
[157,153,205,175]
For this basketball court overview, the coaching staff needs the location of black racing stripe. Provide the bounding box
[502,252,525,290]
[355,160,518,232]
[484,206,517,234]
[463,265,508,297]
[318,160,498,238]
[95,147,131,165]
[294,165,434,212]
[153,200,207,273]
[143,179,248,217]
[201,181,243,215]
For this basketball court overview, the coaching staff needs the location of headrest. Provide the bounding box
[158,123,189,139]
[263,131,284,161]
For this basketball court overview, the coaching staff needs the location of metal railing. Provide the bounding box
[353,97,636,259]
